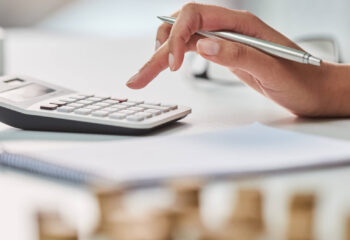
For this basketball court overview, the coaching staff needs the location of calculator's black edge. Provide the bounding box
[0,106,185,135]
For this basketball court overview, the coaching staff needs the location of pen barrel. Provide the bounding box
[159,16,322,66]
[200,31,321,66]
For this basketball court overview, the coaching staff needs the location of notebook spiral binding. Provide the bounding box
[0,151,102,185]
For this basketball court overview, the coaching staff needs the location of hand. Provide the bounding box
[126,3,350,117]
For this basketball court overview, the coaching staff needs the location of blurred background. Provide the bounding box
[0,0,349,61]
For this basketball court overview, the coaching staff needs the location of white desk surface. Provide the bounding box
[2,29,350,240]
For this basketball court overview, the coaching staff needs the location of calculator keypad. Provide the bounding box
[40,94,178,123]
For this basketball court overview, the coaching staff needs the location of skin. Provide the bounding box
[126,3,350,117]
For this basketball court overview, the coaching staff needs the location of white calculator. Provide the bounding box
[0,76,191,134]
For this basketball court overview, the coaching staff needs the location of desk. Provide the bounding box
[2,29,350,240]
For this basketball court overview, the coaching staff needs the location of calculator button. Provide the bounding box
[49,101,66,107]
[94,102,110,107]
[102,107,118,113]
[57,106,75,113]
[109,113,127,120]
[153,106,170,112]
[145,109,162,116]
[161,104,178,110]
[139,104,170,112]
[111,97,127,102]
[85,105,102,110]
[92,111,109,117]
[144,102,161,106]
[128,100,144,104]
[103,99,120,104]
[139,104,158,108]
[86,97,104,102]
[126,115,144,122]
[119,110,135,115]
[78,94,94,97]
[74,108,92,115]
[94,96,110,100]
[111,105,128,110]
[67,103,85,108]
[135,112,152,119]
[40,104,58,110]
[69,95,86,100]
[121,102,137,107]
[59,98,77,103]
[128,107,144,112]
[76,100,94,105]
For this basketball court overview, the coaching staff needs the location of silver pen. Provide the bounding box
[158,16,322,66]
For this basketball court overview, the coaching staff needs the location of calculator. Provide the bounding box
[0,76,191,134]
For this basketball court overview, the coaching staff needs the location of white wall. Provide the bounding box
[1,0,349,59]
[37,0,237,37]
[0,0,73,27]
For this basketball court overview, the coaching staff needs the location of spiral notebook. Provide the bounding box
[2,123,350,187]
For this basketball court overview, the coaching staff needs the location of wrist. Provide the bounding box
[319,63,350,117]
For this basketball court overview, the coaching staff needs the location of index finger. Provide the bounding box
[126,42,169,89]
[126,35,202,89]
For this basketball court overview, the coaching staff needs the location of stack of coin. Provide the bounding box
[37,211,78,240]
[287,193,316,240]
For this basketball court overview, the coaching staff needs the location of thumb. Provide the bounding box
[196,38,279,81]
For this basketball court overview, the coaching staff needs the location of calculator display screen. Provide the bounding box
[0,83,55,102]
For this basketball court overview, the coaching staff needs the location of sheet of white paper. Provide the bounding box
[18,123,350,184]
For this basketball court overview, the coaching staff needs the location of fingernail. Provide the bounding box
[126,73,138,86]
[197,39,220,56]
[155,40,161,51]
[168,53,175,71]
